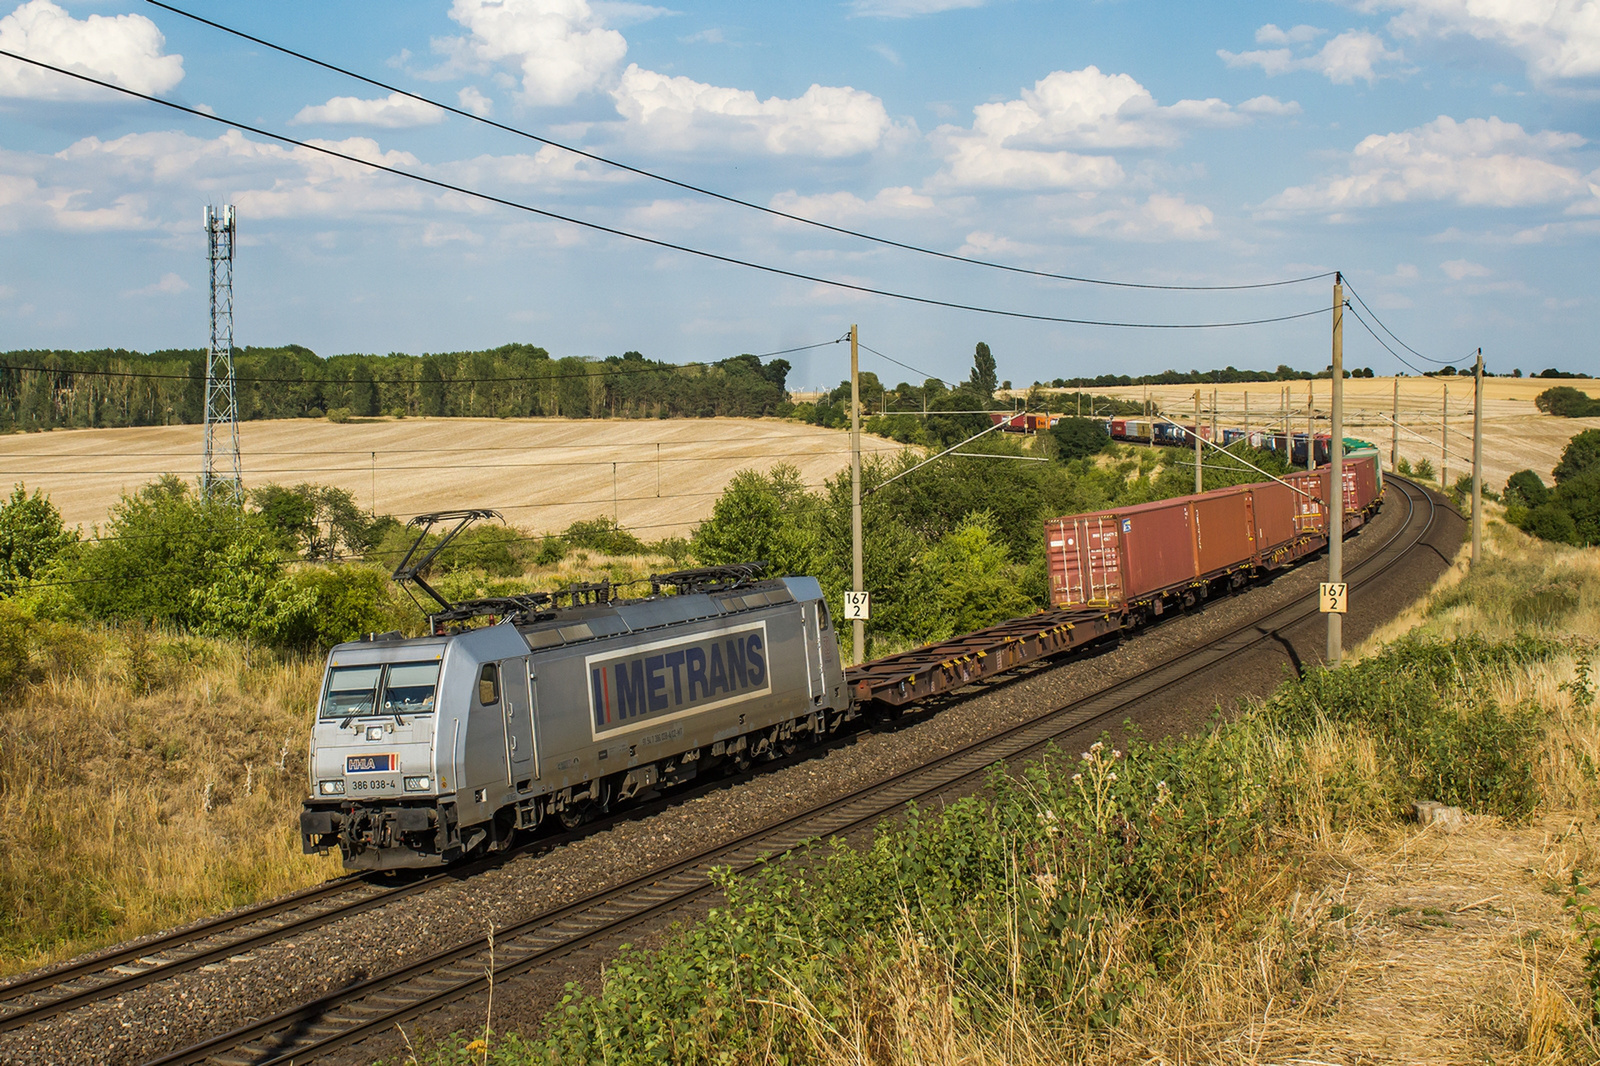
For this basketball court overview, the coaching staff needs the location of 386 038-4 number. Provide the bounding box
[350,777,396,792]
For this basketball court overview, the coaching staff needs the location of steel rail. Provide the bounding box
[146,477,1436,1066]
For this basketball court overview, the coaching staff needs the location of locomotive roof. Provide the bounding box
[515,575,803,653]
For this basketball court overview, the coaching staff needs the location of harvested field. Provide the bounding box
[1061,377,1600,490]
[0,417,904,536]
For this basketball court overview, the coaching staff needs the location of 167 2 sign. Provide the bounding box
[1319,582,1348,614]
[844,591,871,621]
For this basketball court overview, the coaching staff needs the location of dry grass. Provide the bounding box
[0,416,904,535]
[0,623,339,975]
[764,522,1600,1066]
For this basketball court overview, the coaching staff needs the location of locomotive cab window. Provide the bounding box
[477,663,500,706]
[383,661,441,715]
[321,664,381,719]
[817,602,832,630]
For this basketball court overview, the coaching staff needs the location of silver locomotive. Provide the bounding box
[300,525,850,870]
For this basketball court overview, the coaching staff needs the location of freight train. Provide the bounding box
[302,459,1383,870]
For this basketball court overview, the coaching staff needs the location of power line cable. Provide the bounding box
[145,0,1335,296]
[1341,282,1457,367]
[0,48,1331,332]
[1342,303,1430,377]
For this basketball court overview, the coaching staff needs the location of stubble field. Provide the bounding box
[0,417,904,535]
[1073,376,1600,490]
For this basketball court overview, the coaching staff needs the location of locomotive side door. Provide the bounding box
[500,655,536,785]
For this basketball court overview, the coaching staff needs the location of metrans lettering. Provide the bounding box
[587,622,770,738]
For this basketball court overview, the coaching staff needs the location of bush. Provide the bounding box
[70,477,281,630]
[0,485,77,595]
[0,600,29,693]
[1525,503,1580,545]
[1412,457,1436,482]
[561,517,647,557]
[1505,469,1551,508]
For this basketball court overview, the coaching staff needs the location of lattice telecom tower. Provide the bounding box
[202,204,242,504]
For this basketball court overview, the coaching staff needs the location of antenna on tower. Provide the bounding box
[202,204,242,504]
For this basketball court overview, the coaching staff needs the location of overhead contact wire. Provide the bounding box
[145,0,1333,295]
[0,49,1329,331]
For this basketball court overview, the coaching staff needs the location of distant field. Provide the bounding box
[0,417,905,537]
[1064,377,1600,490]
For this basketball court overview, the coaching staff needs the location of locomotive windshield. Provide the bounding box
[320,661,440,719]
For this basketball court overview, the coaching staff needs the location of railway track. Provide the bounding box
[127,475,1437,1066]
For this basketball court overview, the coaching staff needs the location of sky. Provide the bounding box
[1,0,1598,390]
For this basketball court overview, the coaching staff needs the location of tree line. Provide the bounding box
[0,344,793,432]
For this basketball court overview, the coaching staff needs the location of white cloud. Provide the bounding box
[1220,29,1405,84]
[1061,193,1218,241]
[1441,258,1490,278]
[849,0,985,16]
[290,92,444,128]
[769,185,934,223]
[610,64,893,156]
[589,2,674,25]
[458,85,494,117]
[1238,94,1303,115]
[0,0,183,100]
[680,27,725,44]
[1266,115,1591,211]
[443,0,628,106]
[1371,0,1600,85]
[931,66,1282,191]
[123,272,188,297]
[1257,23,1326,45]
[871,43,903,66]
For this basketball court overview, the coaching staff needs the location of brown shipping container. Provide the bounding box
[1284,469,1326,536]
[1119,497,1201,601]
[1044,514,1124,608]
[1192,487,1256,574]
[1251,478,1299,554]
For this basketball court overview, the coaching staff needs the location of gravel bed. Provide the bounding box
[0,485,1461,1066]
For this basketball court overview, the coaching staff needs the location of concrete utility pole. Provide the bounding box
[850,324,864,665]
[1244,391,1250,440]
[1210,387,1217,441]
[1193,389,1203,493]
[1328,273,1345,667]
[1472,349,1484,566]
[1390,375,1400,471]
[1441,384,1449,488]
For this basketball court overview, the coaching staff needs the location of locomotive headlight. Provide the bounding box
[319,779,346,795]
[404,775,431,792]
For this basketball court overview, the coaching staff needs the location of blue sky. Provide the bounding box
[2,0,1597,389]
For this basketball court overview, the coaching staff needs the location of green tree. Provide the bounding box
[1050,417,1110,462]
[899,512,1036,644]
[1504,469,1551,508]
[968,342,998,398]
[1553,429,1600,485]
[1534,386,1600,418]
[691,465,821,578]
[0,485,78,594]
